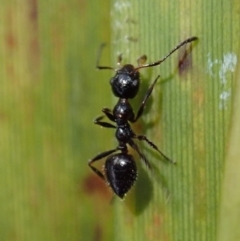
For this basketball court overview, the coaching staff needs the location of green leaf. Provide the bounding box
[110,0,240,241]
[1,0,239,240]
[0,0,114,241]
[217,51,240,241]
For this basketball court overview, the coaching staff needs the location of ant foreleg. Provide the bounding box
[133,75,160,122]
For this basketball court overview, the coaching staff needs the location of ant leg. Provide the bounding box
[128,139,152,170]
[96,43,115,71]
[88,148,118,180]
[102,108,116,122]
[133,75,160,122]
[94,116,116,128]
[134,36,198,71]
[94,107,116,128]
[135,134,175,164]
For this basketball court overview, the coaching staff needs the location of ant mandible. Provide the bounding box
[88,36,198,199]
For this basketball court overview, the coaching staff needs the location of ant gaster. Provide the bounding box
[88,37,198,199]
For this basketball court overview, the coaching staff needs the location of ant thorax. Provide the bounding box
[113,99,135,122]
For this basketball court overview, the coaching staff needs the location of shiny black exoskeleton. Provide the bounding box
[88,37,198,198]
[105,153,137,198]
[110,64,140,99]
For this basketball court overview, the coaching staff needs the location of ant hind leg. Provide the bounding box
[135,134,175,164]
[128,139,152,170]
[88,148,118,180]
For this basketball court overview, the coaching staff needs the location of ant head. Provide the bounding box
[110,64,140,99]
[105,153,137,198]
[98,37,198,99]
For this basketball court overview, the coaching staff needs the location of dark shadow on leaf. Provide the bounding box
[133,166,153,215]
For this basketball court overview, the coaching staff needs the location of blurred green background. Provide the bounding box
[0,0,240,241]
[0,0,113,240]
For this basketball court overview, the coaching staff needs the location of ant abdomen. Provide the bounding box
[105,153,137,199]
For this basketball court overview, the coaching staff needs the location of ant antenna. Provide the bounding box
[134,36,198,72]
[96,43,115,71]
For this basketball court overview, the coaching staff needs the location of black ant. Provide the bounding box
[88,37,198,199]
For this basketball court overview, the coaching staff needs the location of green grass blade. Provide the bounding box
[0,1,114,240]
[217,51,240,241]
[111,0,240,241]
